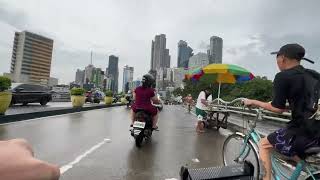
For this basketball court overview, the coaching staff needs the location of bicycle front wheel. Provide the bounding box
[222,133,260,179]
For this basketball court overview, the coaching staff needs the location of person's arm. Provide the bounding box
[0,139,60,180]
[201,99,209,106]
[150,89,160,104]
[199,92,209,106]
[151,96,160,104]
[244,73,288,114]
[132,90,136,100]
[244,99,286,113]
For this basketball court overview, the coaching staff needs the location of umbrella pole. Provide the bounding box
[218,82,221,104]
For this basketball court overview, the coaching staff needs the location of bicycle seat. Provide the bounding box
[304,147,320,156]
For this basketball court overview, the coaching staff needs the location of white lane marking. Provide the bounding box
[60,138,111,175]
[191,158,200,163]
[165,178,178,180]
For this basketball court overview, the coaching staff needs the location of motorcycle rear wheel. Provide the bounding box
[135,133,144,148]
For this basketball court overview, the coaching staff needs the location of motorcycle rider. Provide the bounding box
[131,74,160,129]
[126,90,133,106]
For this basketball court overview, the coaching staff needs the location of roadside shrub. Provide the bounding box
[0,76,11,92]
[105,90,113,97]
[70,88,85,96]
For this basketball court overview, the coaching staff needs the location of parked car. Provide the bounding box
[10,83,52,106]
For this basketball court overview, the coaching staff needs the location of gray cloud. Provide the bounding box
[0,0,320,89]
[0,2,27,30]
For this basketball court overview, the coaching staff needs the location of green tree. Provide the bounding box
[175,76,273,102]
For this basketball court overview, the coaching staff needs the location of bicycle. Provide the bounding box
[221,98,320,180]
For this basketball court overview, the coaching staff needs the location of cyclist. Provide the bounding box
[195,87,212,133]
[244,43,320,180]
[0,139,60,180]
[131,74,160,129]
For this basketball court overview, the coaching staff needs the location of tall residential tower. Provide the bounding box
[208,36,223,64]
[108,55,119,93]
[177,40,193,68]
[10,31,54,85]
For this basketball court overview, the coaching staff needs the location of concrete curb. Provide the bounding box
[0,103,125,124]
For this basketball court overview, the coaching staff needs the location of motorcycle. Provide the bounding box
[85,91,101,104]
[130,109,154,147]
[126,95,133,108]
[85,91,93,103]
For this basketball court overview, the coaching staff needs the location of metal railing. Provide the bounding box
[205,98,291,123]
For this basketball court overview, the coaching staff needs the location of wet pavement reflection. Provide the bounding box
[0,105,232,180]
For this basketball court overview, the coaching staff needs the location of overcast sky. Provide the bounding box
[1,0,319,90]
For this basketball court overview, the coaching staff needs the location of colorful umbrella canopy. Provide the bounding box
[185,64,255,99]
[186,64,254,84]
[185,67,204,81]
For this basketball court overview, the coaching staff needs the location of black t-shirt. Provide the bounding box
[271,65,316,135]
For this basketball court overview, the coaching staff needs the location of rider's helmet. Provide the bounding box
[142,74,155,88]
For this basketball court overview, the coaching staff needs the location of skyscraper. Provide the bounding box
[208,36,223,64]
[10,31,54,85]
[150,34,171,90]
[92,68,103,89]
[84,64,95,84]
[177,40,193,68]
[75,69,85,86]
[108,55,119,93]
[122,65,134,92]
[150,34,170,71]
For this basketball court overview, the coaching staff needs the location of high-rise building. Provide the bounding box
[208,36,223,64]
[150,34,171,71]
[122,65,134,93]
[84,64,95,84]
[188,52,209,69]
[92,68,103,89]
[177,40,193,68]
[10,31,54,85]
[108,55,119,93]
[75,69,85,86]
[150,34,171,90]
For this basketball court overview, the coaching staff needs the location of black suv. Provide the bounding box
[11,83,52,106]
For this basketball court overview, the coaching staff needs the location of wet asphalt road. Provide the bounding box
[0,105,235,180]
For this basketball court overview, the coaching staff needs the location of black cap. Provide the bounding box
[271,43,314,64]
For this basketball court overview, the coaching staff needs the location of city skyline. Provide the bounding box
[1,0,320,86]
